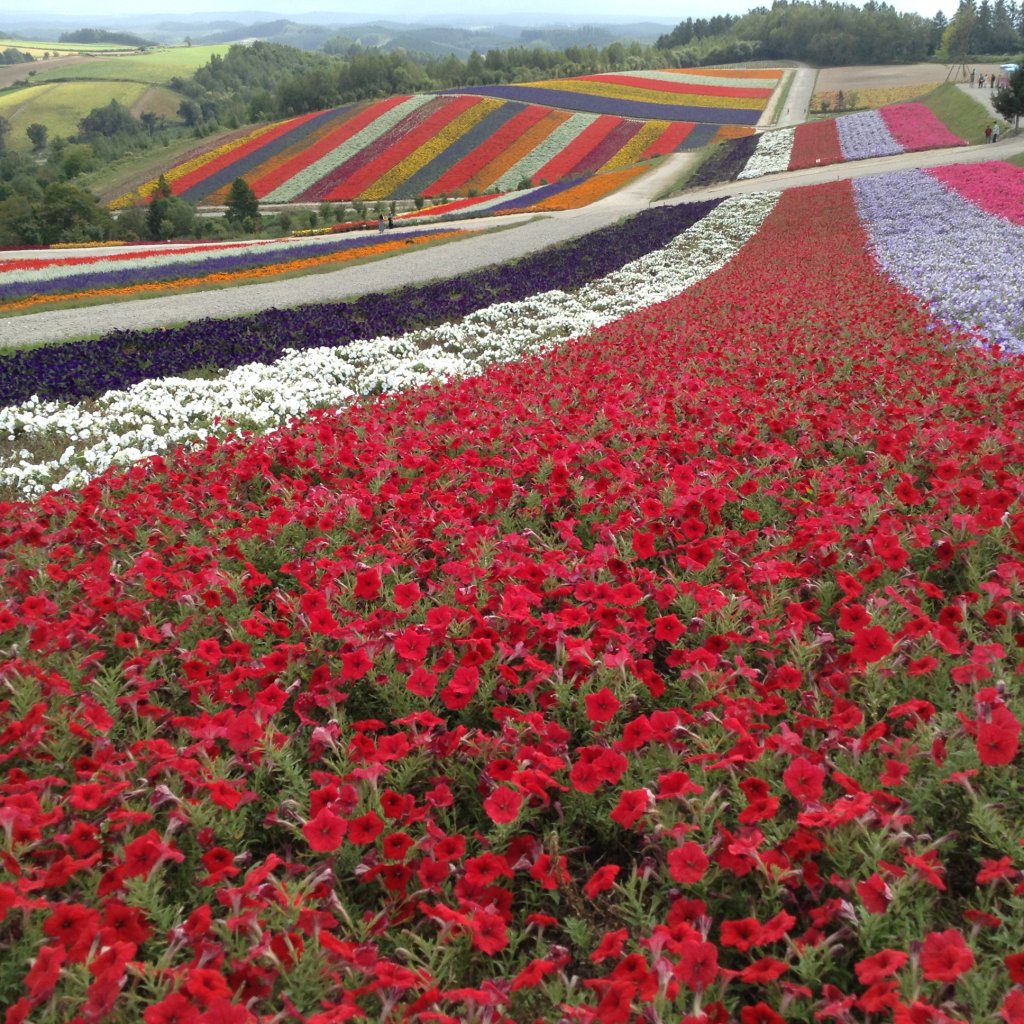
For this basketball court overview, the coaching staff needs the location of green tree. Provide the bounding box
[0,194,41,246]
[38,182,113,243]
[225,177,260,230]
[60,143,95,180]
[0,116,11,154]
[940,0,978,59]
[26,123,48,151]
[993,67,1024,128]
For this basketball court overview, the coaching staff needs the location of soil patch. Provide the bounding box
[816,63,954,91]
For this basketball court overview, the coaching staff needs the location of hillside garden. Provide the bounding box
[2,40,1024,1022]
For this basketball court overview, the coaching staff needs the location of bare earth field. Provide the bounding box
[817,61,1014,91]
[0,56,90,90]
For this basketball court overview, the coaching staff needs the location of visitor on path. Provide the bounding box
[970,68,976,86]
[985,124,993,143]
[388,215,394,229]
[378,214,385,233]
[993,122,1001,142]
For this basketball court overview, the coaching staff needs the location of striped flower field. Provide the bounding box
[445,68,782,125]
[0,227,468,317]
[737,102,967,179]
[112,69,772,209]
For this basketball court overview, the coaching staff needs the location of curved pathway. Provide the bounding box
[2,112,1021,350]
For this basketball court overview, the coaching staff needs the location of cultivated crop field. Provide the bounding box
[0,81,154,150]
[23,45,233,85]
[2,142,1024,1024]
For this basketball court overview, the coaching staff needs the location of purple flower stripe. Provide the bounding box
[296,98,451,203]
[854,170,1024,355]
[0,198,724,406]
[0,230,455,302]
[565,120,643,178]
[836,110,901,161]
[482,179,579,213]
[400,102,528,200]
[689,134,760,187]
[178,107,349,205]
[437,85,760,125]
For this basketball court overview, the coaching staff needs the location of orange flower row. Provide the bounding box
[2,232,466,315]
[523,165,649,212]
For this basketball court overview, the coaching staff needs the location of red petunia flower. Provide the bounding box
[919,929,974,982]
[667,841,709,885]
[856,949,908,984]
[483,786,523,825]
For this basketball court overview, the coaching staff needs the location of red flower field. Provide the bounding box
[1,178,1023,1023]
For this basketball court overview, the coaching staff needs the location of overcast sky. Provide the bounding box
[8,0,950,23]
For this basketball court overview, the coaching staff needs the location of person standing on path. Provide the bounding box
[985,124,993,143]
[971,68,976,86]
[993,122,1001,142]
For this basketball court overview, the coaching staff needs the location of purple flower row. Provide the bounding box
[836,110,902,161]
[438,85,762,126]
[854,170,1024,355]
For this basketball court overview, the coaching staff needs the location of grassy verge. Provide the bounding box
[767,67,799,126]
[919,81,1003,144]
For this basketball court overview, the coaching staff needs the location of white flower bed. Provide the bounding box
[737,128,795,179]
[0,192,778,498]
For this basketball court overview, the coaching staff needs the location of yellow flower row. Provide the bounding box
[528,78,768,111]
[362,98,504,201]
[597,121,667,173]
[109,123,283,209]
[811,85,933,111]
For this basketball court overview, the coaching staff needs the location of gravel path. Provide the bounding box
[3,89,1020,350]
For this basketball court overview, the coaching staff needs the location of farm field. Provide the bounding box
[22,44,232,85]
[0,81,180,151]
[2,62,1024,1023]
[0,37,140,56]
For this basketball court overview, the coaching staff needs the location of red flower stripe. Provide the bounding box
[639,121,696,158]
[789,119,843,169]
[426,104,553,196]
[575,72,776,99]
[927,161,1024,226]
[533,116,625,185]
[246,97,410,198]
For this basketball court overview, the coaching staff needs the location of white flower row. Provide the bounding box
[0,192,779,499]
[492,113,599,192]
[609,69,782,89]
[264,95,435,203]
[737,128,795,179]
